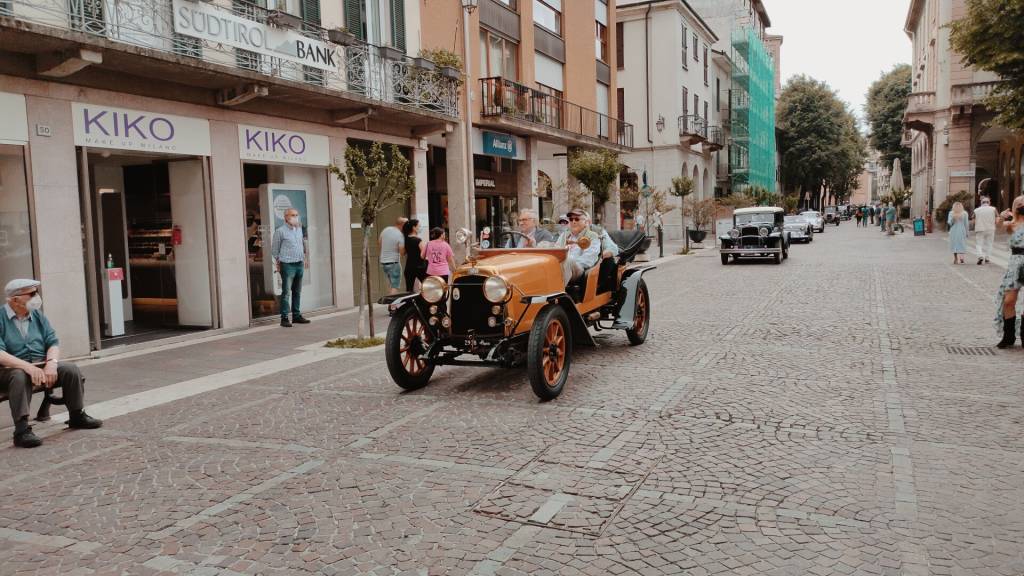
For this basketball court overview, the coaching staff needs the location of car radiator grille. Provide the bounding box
[450,276,502,336]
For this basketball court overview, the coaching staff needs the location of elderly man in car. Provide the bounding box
[504,208,554,248]
[555,208,619,284]
[0,279,102,448]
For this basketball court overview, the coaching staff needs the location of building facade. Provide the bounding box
[616,0,722,240]
[0,0,462,356]
[903,0,1024,219]
[418,0,632,239]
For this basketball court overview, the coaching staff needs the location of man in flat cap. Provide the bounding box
[0,279,101,448]
[555,208,604,284]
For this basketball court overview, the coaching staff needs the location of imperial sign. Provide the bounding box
[172,0,340,73]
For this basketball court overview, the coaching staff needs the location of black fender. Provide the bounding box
[386,294,441,341]
[613,266,656,329]
[386,293,421,316]
[521,293,596,348]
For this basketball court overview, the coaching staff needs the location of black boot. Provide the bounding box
[997,317,1016,349]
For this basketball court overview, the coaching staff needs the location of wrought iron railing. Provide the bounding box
[479,77,633,148]
[705,125,724,148]
[2,0,459,117]
[678,115,707,139]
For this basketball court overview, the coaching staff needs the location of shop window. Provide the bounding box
[0,145,35,281]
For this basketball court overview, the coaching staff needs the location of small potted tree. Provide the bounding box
[419,48,463,83]
[568,149,619,226]
[668,175,694,246]
[683,197,716,245]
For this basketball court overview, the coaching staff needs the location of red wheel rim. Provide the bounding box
[633,289,647,334]
[399,315,430,375]
[541,321,566,387]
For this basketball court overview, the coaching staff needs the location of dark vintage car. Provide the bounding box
[719,207,790,265]
[384,228,655,400]
[783,214,814,243]
[823,206,841,226]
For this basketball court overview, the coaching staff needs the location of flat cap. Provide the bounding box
[4,278,40,297]
[566,207,590,220]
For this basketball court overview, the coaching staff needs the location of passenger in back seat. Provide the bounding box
[555,208,602,285]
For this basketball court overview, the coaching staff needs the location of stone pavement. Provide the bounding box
[2,223,1023,575]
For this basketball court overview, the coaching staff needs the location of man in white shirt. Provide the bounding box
[379,217,407,295]
[973,196,997,265]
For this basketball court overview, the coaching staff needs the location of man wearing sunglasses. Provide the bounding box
[0,279,101,448]
[555,208,604,284]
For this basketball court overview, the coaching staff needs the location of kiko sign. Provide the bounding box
[72,103,211,156]
[172,0,340,73]
[238,125,329,166]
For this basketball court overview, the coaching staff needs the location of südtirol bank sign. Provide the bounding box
[172,0,339,73]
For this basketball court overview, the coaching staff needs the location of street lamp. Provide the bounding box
[461,0,478,232]
[461,0,478,11]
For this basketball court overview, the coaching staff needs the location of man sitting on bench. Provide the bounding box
[1,279,101,448]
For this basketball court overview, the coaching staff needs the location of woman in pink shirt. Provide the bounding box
[421,227,457,282]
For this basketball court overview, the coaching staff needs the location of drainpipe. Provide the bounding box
[645,4,653,146]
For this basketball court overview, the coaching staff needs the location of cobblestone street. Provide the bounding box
[2,224,1023,576]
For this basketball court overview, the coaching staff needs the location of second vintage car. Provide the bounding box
[801,210,825,233]
[719,207,791,264]
[783,214,814,243]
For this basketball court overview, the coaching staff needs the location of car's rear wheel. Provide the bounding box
[626,279,650,346]
[527,305,572,400]
[385,306,435,390]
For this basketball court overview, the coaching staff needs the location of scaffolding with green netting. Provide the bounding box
[729,28,776,192]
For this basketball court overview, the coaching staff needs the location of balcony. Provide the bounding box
[678,114,707,145]
[0,0,460,122]
[702,125,724,152]
[903,91,936,132]
[479,77,633,151]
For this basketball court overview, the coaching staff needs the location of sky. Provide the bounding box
[761,0,912,124]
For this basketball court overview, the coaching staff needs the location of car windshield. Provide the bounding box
[735,213,775,225]
[802,212,820,218]
[784,216,806,224]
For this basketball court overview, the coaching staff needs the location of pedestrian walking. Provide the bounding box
[1,278,102,448]
[947,202,969,264]
[402,219,426,292]
[421,227,457,283]
[879,204,887,231]
[973,196,997,265]
[994,196,1024,348]
[379,216,407,296]
[869,205,876,225]
[855,208,863,227]
[272,208,310,327]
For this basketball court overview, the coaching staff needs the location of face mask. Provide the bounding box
[287,216,299,226]
[1016,207,1024,217]
[26,295,42,311]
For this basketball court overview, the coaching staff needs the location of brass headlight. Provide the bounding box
[420,276,447,303]
[759,226,770,237]
[728,229,740,239]
[483,276,510,303]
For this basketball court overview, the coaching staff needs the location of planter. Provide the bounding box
[267,10,303,30]
[379,45,405,61]
[687,229,707,244]
[327,29,358,46]
[411,57,436,72]
[440,66,461,80]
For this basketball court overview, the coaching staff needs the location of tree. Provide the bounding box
[329,142,414,339]
[667,176,694,239]
[777,76,866,210]
[569,149,619,223]
[950,0,1024,130]
[782,194,800,214]
[682,197,716,232]
[865,64,912,185]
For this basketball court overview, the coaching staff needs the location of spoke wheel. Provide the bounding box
[528,305,572,400]
[385,306,435,390]
[626,279,650,345]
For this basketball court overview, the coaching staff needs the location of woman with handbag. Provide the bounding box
[994,196,1024,348]
[402,219,427,293]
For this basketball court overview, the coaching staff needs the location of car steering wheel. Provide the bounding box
[499,230,533,247]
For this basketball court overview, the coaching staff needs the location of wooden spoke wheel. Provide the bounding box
[626,278,650,345]
[385,306,435,390]
[528,305,572,400]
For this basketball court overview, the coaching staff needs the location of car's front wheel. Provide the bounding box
[720,253,729,265]
[527,305,572,400]
[773,252,782,264]
[385,306,435,390]
[626,279,650,346]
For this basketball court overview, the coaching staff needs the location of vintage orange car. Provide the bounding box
[384,228,654,400]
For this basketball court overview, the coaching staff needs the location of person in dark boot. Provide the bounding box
[0,279,101,447]
[995,197,1024,349]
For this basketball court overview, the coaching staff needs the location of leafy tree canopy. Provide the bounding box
[865,64,912,185]
[950,0,1024,130]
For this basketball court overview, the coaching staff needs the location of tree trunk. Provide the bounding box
[357,228,369,339]
[365,234,375,338]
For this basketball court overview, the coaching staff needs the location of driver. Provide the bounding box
[555,208,602,284]
[504,209,554,248]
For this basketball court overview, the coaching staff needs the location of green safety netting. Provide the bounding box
[729,28,776,192]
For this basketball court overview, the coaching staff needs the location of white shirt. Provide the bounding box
[974,205,997,232]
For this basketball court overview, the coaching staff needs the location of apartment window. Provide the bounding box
[693,94,699,120]
[597,82,610,138]
[617,87,625,122]
[480,29,519,80]
[681,23,688,68]
[596,22,608,62]
[715,78,720,108]
[703,44,709,85]
[616,22,624,69]
[682,86,688,117]
[692,32,698,62]
[534,0,561,35]
[495,0,517,10]
[704,101,708,125]
[535,52,564,91]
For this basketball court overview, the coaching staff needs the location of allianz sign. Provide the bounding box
[172,0,339,72]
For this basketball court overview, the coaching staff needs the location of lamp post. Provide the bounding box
[462,0,478,232]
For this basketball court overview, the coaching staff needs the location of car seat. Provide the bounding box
[608,230,650,265]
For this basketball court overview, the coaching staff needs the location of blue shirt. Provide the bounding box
[0,305,58,362]
[271,224,306,264]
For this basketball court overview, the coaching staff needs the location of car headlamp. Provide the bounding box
[420,276,447,303]
[759,227,770,237]
[728,229,740,239]
[483,276,510,303]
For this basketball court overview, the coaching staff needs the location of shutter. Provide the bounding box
[615,22,623,70]
[617,88,624,121]
[345,0,364,40]
[390,0,406,52]
[301,0,320,25]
